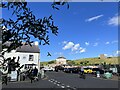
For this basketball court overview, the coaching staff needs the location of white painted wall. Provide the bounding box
[56,58,67,65]
[4,51,40,72]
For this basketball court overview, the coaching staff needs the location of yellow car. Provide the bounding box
[84,68,93,74]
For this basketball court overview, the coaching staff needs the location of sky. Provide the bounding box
[2,2,119,62]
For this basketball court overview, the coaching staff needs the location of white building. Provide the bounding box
[3,41,40,72]
[56,56,67,65]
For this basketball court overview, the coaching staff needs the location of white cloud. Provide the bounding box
[116,50,120,56]
[80,48,86,53]
[62,41,86,54]
[62,42,74,50]
[79,47,83,50]
[93,43,98,46]
[75,51,79,54]
[54,52,63,56]
[108,14,119,26]
[105,42,110,45]
[72,44,80,51]
[62,41,67,45]
[86,14,103,22]
[85,42,89,46]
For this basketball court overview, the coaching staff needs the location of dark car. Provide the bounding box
[71,67,79,73]
[55,65,64,72]
[64,67,79,73]
[63,68,70,73]
[92,68,104,74]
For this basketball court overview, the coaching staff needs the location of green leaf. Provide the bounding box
[62,2,66,5]
[55,7,59,10]
[55,2,61,5]
[67,4,69,9]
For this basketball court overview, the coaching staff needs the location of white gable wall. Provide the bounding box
[17,52,40,72]
[4,51,40,72]
[56,58,67,65]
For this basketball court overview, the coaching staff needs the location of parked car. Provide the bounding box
[92,68,104,74]
[71,67,80,73]
[44,67,55,71]
[63,67,79,73]
[55,65,64,71]
[84,68,93,74]
[63,68,72,73]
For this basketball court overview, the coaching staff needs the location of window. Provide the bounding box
[23,56,26,59]
[29,55,34,61]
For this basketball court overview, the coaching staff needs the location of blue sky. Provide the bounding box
[3,2,119,61]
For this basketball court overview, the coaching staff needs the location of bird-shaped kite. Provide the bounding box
[47,52,51,56]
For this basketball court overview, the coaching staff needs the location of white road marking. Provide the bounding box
[48,79,74,89]
[53,82,56,84]
[61,85,65,88]
[66,85,70,87]
[54,80,58,83]
[51,79,54,81]
[72,87,77,90]
[57,84,60,86]
[57,82,60,83]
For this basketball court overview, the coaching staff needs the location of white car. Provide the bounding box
[44,67,55,71]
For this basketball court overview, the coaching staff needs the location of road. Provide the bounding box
[46,71,118,88]
[2,71,119,89]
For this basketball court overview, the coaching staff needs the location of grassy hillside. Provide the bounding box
[40,57,119,66]
[40,60,55,66]
[74,57,119,65]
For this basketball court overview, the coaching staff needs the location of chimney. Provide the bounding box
[34,41,39,46]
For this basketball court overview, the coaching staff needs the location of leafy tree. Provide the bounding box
[7,57,20,73]
[1,0,69,53]
[48,61,55,64]
[86,61,89,64]
[67,61,75,66]
[80,61,90,66]
[80,62,83,65]
[66,60,71,62]
[103,62,107,69]
[0,0,69,72]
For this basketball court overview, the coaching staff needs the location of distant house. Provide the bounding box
[3,41,40,72]
[100,54,107,59]
[56,56,67,65]
[47,64,56,68]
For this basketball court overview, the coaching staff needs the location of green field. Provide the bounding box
[74,57,119,65]
[40,57,119,66]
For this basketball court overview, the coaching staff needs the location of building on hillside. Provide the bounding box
[48,64,57,67]
[3,41,40,72]
[56,56,67,65]
[100,54,107,59]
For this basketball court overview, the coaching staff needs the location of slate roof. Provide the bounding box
[16,44,40,53]
[3,42,40,53]
[57,56,66,59]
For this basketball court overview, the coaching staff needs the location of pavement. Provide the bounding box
[2,76,59,88]
[1,71,119,89]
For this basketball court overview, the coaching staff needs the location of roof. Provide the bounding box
[3,42,40,53]
[57,56,66,59]
[16,44,40,53]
